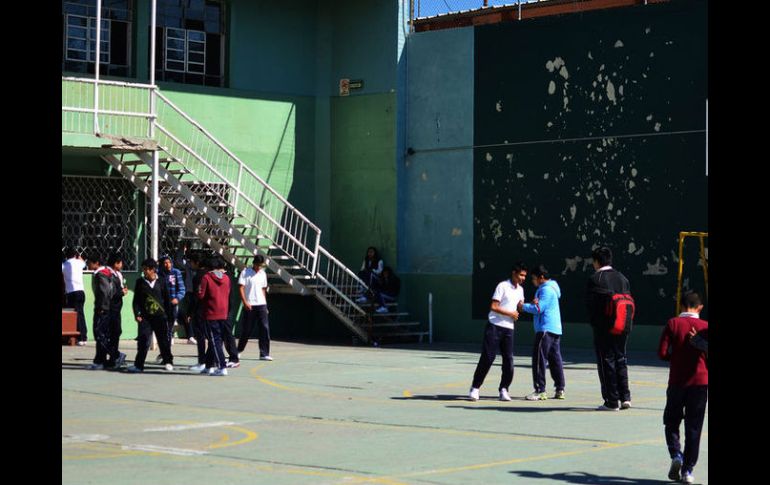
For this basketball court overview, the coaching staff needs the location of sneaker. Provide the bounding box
[499,388,512,401]
[260,355,273,361]
[226,361,240,368]
[125,365,143,373]
[668,454,683,481]
[621,400,632,409]
[76,341,87,346]
[355,296,368,304]
[554,390,565,400]
[375,306,389,314]
[86,363,104,370]
[189,364,206,372]
[596,403,620,411]
[210,368,228,376]
[164,363,174,371]
[154,355,163,364]
[114,352,127,368]
[680,469,694,484]
[187,337,197,345]
[525,391,548,401]
[468,387,480,401]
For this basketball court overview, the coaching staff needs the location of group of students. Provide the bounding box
[469,246,708,484]
[62,247,273,377]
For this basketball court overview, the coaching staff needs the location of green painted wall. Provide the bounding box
[330,93,398,269]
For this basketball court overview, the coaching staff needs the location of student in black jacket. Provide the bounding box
[586,246,632,411]
[86,256,115,370]
[127,258,174,373]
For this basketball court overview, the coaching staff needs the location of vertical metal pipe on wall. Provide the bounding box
[93,0,102,134]
[150,0,159,260]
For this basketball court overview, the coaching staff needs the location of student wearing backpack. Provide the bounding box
[586,246,633,411]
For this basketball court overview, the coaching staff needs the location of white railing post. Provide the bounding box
[311,232,321,276]
[149,0,159,261]
[93,0,102,134]
[234,163,243,214]
[428,292,433,344]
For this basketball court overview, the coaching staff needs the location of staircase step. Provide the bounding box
[135,169,192,176]
[371,312,410,317]
[374,331,429,337]
[368,321,421,327]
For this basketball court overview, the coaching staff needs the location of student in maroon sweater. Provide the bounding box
[198,256,231,376]
[658,290,708,484]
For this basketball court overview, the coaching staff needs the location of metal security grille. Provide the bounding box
[152,181,232,257]
[62,175,139,270]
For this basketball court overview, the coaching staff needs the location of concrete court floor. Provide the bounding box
[62,339,707,485]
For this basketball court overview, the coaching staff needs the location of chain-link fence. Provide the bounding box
[412,0,542,19]
[62,175,140,270]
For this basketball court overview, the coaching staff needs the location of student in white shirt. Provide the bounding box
[237,255,272,360]
[62,247,88,345]
[469,262,528,402]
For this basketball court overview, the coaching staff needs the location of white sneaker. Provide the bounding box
[356,296,368,304]
[226,361,240,368]
[86,363,104,370]
[621,400,632,409]
[375,306,388,314]
[680,470,694,484]
[187,337,197,345]
[468,387,480,401]
[114,352,127,368]
[164,363,174,371]
[210,368,228,376]
[125,365,143,373]
[499,388,512,401]
[76,341,87,346]
[260,355,273,361]
[525,391,548,401]
[596,403,620,411]
[189,364,206,372]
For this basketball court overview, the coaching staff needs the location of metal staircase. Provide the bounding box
[62,76,429,344]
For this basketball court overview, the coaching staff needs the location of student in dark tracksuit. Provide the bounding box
[105,253,127,369]
[187,253,209,372]
[174,244,197,344]
[159,255,186,347]
[658,291,708,485]
[198,256,231,376]
[87,257,114,370]
[586,246,633,411]
[127,258,174,373]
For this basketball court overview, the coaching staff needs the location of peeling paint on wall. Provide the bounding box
[643,258,669,275]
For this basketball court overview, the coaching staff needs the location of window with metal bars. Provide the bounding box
[62,0,132,77]
[154,0,225,87]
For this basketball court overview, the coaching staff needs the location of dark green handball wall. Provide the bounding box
[472,0,707,326]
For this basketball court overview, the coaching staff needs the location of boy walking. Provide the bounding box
[658,291,708,484]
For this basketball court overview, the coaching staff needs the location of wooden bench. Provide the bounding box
[62,308,80,346]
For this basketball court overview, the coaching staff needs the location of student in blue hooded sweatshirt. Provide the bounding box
[520,264,566,401]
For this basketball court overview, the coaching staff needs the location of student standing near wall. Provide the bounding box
[468,262,527,402]
[237,255,272,361]
[62,248,88,345]
[521,264,566,401]
[86,256,115,370]
[199,256,231,376]
[105,253,127,370]
[586,246,633,411]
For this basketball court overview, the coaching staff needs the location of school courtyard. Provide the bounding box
[62,339,707,484]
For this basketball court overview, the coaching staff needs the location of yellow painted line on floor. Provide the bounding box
[392,437,662,479]
[208,426,258,449]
